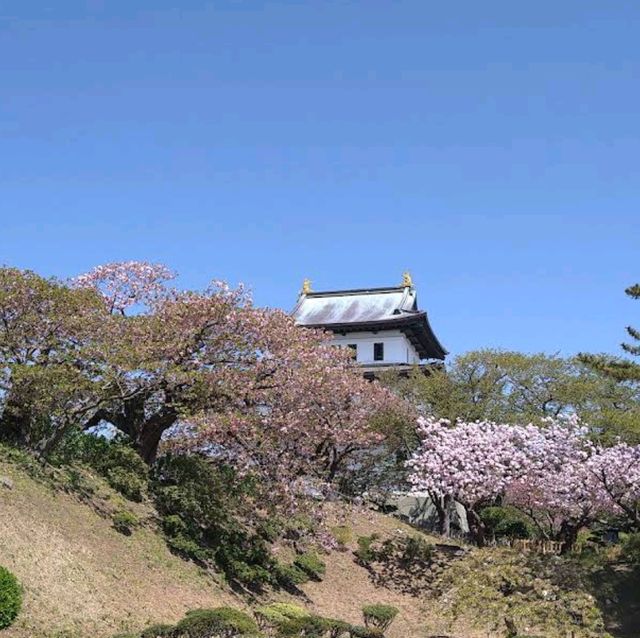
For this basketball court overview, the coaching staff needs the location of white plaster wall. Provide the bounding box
[330,329,420,364]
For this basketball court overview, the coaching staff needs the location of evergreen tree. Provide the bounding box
[580,283,640,383]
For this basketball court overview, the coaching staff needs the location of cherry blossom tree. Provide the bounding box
[407,415,640,549]
[75,261,400,497]
[406,417,535,545]
[74,261,175,314]
[505,421,611,549]
[162,305,405,505]
[587,443,640,528]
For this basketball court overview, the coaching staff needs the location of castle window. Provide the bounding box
[373,342,384,361]
[347,344,357,357]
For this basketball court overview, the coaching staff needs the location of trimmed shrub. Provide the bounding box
[349,626,384,638]
[276,615,326,637]
[324,618,352,638]
[112,509,139,535]
[274,562,309,587]
[293,552,326,581]
[361,604,398,631]
[262,602,309,620]
[175,607,258,637]
[255,602,310,633]
[140,623,176,637]
[479,506,536,541]
[0,566,22,629]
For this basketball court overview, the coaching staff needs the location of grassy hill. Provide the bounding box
[0,455,240,637]
[0,451,436,638]
[0,450,638,638]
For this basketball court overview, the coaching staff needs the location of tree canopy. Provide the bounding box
[0,262,400,507]
[580,282,640,384]
[385,349,640,443]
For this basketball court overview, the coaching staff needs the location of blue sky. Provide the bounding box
[0,1,637,357]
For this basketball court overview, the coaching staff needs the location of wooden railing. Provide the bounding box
[510,538,565,555]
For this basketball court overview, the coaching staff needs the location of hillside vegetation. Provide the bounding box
[0,452,435,638]
[1,266,639,638]
[0,453,239,637]
[2,452,639,638]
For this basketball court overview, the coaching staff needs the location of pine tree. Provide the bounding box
[580,283,640,382]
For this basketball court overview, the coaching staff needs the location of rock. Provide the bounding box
[0,476,14,490]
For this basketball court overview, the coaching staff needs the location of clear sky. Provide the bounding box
[0,1,637,357]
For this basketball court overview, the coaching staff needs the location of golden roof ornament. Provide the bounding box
[301,278,312,295]
[401,271,413,288]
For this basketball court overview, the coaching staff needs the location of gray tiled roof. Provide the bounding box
[291,284,447,360]
[292,286,417,326]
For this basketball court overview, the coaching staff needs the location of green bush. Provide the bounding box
[175,607,258,637]
[166,534,211,563]
[401,535,433,564]
[262,602,309,620]
[58,433,149,502]
[361,604,398,631]
[162,514,189,538]
[621,532,640,564]
[106,465,146,502]
[355,535,379,564]
[255,602,312,634]
[140,628,171,637]
[226,560,273,589]
[0,566,22,629]
[112,509,139,535]
[276,615,326,637]
[479,506,536,541]
[324,618,352,638]
[151,454,278,590]
[140,623,176,637]
[274,562,310,587]
[348,626,384,638]
[293,552,326,580]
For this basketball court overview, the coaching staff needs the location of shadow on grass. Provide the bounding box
[587,563,640,638]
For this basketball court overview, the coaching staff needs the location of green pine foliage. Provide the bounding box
[139,623,175,637]
[174,607,258,637]
[361,604,398,631]
[0,565,22,629]
[580,283,640,383]
[151,454,282,590]
[293,552,326,580]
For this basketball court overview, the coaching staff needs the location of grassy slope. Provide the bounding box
[298,505,483,638]
[1,456,637,638]
[0,459,240,638]
[0,455,469,638]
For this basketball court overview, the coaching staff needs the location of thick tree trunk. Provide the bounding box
[432,493,452,537]
[466,507,487,547]
[83,400,178,465]
[558,521,580,554]
[0,392,32,448]
[134,423,166,465]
